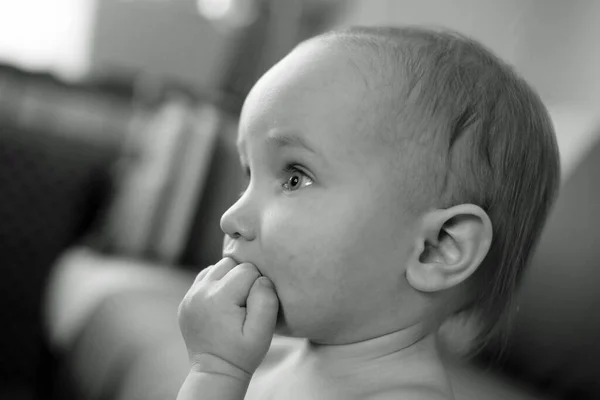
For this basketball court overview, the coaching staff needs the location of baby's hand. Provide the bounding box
[178,258,279,380]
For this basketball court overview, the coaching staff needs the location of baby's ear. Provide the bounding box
[406,204,492,293]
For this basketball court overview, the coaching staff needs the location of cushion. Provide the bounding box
[0,123,115,383]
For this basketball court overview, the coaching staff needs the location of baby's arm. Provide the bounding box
[177,258,279,400]
[177,354,252,400]
[177,369,248,400]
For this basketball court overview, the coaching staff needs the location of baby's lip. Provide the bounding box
[222,253,242,265]
[222,253,265,276]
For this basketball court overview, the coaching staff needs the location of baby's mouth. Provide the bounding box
[222,253,267,277]
[223,254,242,265]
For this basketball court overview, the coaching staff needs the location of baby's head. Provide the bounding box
[220,26,560,352]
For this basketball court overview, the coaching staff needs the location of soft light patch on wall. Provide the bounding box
[0,0,96,80]
[196,0,258,30]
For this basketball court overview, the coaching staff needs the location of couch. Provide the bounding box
[0,63,138,400]
[3,65,600,399]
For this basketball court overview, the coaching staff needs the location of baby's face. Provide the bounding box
[221,40,416,344]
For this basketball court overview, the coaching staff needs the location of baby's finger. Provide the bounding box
[193,265,212,283]
[244,277,279,340]
[205,257,237,281]
[218,263,262,306]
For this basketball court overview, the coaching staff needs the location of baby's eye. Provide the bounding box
[282,165,313,192]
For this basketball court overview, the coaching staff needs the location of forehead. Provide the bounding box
[237,40,389,162]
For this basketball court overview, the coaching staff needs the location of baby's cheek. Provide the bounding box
[274,202,363,256]
[262,216,316,267]
[263,222,345,285]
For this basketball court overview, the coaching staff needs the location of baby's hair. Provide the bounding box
[309,26,561,355]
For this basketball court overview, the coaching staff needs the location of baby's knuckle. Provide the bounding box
[183,286,211,309]
[205,284,223,303]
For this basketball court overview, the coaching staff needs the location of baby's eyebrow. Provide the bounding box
[265,130,317,155]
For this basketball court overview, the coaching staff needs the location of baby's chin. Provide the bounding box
[272,306,317,340]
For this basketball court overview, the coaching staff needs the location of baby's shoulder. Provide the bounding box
[367,384,454,400]
[252,336,455,400]
[362,350,455,400]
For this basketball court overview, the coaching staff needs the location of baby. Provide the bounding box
[177,25,561,400]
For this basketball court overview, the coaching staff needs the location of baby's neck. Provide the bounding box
[296,323,439,376]
[249,326,452,399]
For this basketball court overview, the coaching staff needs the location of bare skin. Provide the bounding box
[177,36,495,400]
[247,335,454,400]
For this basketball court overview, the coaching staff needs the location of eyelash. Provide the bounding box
[282,164,312,192]
[238,163,312,197]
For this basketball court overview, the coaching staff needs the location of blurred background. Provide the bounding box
[0,1,599,399]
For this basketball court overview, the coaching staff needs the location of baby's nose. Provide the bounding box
[220,198,257,242]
